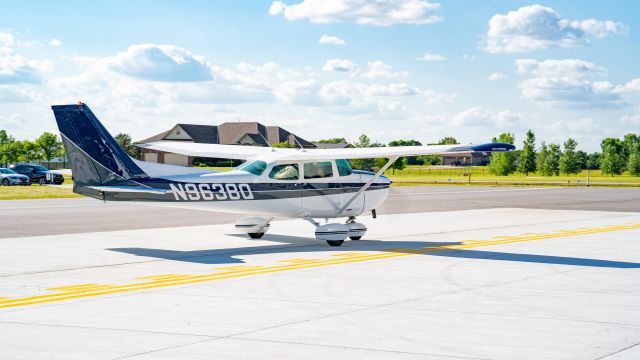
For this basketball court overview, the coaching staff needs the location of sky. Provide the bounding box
[0,0,638,151]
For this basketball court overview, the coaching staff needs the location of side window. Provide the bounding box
[304,161,334,179]
[269,164,300,180]
[336,159,353,177]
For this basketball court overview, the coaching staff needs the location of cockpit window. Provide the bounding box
[304,161,334,179]
[236,160,267,176]
[269,164,299,180]
[336,159,352,177]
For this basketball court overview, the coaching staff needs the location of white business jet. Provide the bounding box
[52,103,515,246]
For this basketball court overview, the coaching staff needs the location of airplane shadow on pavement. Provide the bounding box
[107,234,640,269]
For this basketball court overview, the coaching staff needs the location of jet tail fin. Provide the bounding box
[51,103,148,199]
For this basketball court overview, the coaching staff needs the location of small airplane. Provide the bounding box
[52,103,515,246]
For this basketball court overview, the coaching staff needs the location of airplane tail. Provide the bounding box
[51,103,149,199]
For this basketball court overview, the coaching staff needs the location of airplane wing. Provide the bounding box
[139,141,515,161]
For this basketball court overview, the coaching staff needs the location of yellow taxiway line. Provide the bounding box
[0,222,638,309]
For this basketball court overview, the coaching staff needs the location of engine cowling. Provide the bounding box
[315,223,350,241]
[235,216,271,234]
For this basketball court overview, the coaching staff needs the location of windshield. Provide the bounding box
[0,168,16,174]
[236,160,267,176]
[33,165,48,172]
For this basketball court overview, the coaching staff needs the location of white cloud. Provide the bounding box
[0,32,14,48]
[268,1,286,15]
[452,107,523,127]
[275,79,321,105]
[0,48,51,84]
[48,38,62,47]
[269,0,442,26]
[485,5,627,53]
[423,89,455,104]
[462,54,478,61]
[319,35,346,45]
[516,59,639,110]
[322,58,357,72]
[417,52,446,61]
[515,59,606,78]
[361,60,407,79]
[487,73,507,81]
[520,77,627,109]
[106,44,213,82]
[620,112,640,126]
[0,86,36,103]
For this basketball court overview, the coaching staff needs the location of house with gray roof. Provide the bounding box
[139,122,315,166]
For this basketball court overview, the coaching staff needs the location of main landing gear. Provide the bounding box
[306,216,368,246]
[235,217,272,239]
[235,216,369,247]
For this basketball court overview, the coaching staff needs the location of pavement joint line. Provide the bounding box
[388,306,640,328]
[1,222,639,309]
[223,336,493,360]
[594,340,640,359]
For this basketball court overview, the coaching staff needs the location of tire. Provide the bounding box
[326,240,344,246]
[248,233,264,239]
[1,178,9,186]
[349,236,362,240]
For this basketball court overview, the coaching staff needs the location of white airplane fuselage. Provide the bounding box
[129,158,391,219]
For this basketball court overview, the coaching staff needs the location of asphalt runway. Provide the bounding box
[1,186,639,239]
[1,187,639,359]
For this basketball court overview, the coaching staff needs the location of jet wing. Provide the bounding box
[139,141,515,161]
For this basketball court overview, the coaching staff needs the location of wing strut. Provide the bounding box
[339,156,399,214]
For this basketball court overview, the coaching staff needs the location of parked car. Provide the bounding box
[9,164,65,185]
[0,168,31,186]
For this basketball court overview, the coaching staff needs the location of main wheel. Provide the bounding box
[1,178,9,186]
[349,236,362,240]
[326,240,344,246]
[248,232,264,239]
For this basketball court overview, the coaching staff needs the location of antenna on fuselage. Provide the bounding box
[256,132,275,152]
[292,135,306,152]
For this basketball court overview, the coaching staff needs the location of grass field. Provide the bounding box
[0,185,81,200]
[386,166,640,186]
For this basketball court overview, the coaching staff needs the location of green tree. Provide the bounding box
[416,155,441,166]
[388,139,421,167]
[351,134,384,171]
[600,138,625,175]
[559,138,580,175]
[488,133,516,176]
[517,130,536,175]
[36,132,63,162]
[547,143,561,176]
[435,137,458,145]
[0,130,16,166]
[21,140,41,162]
[537,142,550,176]
[4,140,23,165]
[114,133,141,158]
[272,141,295,148]
[316,137,347,144]
[627,143,640,176]
[586,152,600,170]
[623,133,640,159]
[575,150,588,169]
[388,139,422,146]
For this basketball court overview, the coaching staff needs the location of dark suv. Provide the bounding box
[10,164,65,185]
